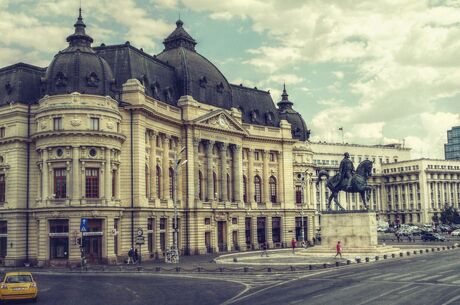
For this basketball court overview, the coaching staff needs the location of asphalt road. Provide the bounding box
[227,248,460,305]
[31,273,242,305]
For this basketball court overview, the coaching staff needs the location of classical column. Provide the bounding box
[277,152,284,204]
[320,177,327,211]
[105,148,111,201]
[266,216,273,247]
[305,174,311,209]
[162,135,170,200]
[71,147,80,202]
[42,149,49,200]
[206,140,215,201]
[149,132,157,200]
[262,150,270,204]
[232,145,242,203]
[247,148,254,205]
[193,139,200,200]
[220,143,228,202]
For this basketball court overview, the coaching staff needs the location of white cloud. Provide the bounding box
[267,74,305,85]
[333,71,344,79]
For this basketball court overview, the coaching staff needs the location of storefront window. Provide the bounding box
[49,219,69,259]
[148,218,154,253]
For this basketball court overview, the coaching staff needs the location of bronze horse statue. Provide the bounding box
[316,160,373,211]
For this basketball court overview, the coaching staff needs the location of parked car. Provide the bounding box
[384,227,397,233]
[0,272,38,302]
[451,229,460,236]
[421,233,445,242]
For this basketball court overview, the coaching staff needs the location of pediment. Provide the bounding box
[193,110,247,134]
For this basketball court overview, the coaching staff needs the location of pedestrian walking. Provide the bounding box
[134,248,139,264]
[127,248,134,264]
[291,238,297,254]
[260,241,269,257]
[334,241,342,259]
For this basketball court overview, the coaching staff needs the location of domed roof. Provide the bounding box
[156,20,232,109]
[44,10,115,97]
[277,85,310,141]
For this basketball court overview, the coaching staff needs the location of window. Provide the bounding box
[243,175,248,203]
[198,171,203,200]
[254,175,262,203]
[0,174,5,203]
[0,221,7,258]
[295,186,303,204]
[227,174,231,201]
[269,176,277,203]
[169,168,174,199]
[54,168,67,199]
[90,117,99,131]
[147,218,154,253]
[112,170,117,198]
[49,219,69,259]
[269,153,275,162]
[213,172,217,200]
[0,127,4,138]
[156,166,161,198]
[232,218,238,225]
[160,218,166,251]
[85,168,99,198]
[272,217,281,243]
[53,117,62,131]
[204,218,211,225]
[254,151,260,161]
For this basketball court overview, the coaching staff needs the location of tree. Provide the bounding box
[440,204,460,224]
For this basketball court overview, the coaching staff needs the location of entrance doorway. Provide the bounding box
[82,219,103,264]
[257,217,266,245]
[295,217,308,242]
[205,232,212,253]
[217,221,227,252]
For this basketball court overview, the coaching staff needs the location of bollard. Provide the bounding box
[425,249,429,253]
[365,257,370,263]
[219,267,224,272]
[399,252,404,257]
[391,253,395,258]
[197,267,202,272]
[176,267,181,272]
[309,265,313,270]
[432,248,435,252]
[413,251,417,255]
[233,257,238,263]
[356,258,361,263]
[155,266,161,272]
[244,267,249,273]
[406,251,410,256]
[420,250,423,254]
[347,260,351,265]
[267,267,272,272]
[375,256,379,261]
[383,254,387,259]
[323,263,327,269]
[335,261,340,267]
[290,266,296,271]
[437,247,441,251]
[442,247,446,250]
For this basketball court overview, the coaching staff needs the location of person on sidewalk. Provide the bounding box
[127,248,134,264]
[291,238,297,254]
[335,241,342,259]
[260,241,269,257]
[134,248,139,264]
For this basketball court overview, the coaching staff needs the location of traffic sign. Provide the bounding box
[136,236,145,245]
[80,218,89,232]
[137,227,143,237]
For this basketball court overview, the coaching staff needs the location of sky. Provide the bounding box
[1,0,459,159]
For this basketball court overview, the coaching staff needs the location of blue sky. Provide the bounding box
[1,0,459,158]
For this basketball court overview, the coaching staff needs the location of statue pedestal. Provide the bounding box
[303,211,399,256]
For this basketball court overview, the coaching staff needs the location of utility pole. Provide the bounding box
[172,147,187,263]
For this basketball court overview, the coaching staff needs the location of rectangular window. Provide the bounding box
[204,218,211,225]
[295,185,303,204]
[0,127,4,138]
[0,221,7,258]
[160,218,166,252]
[53,117,63,131]
[245,217,251,246]
[0,174,5,203]
[254,151,260,161]
[49,219,69,259]
[112,170,116,198]
[54,168,67,199]
[147,218,154,253]
[272,217,281,243]
[90,117,100,131]
[232,218,238,225]
[269,153,275,162]
[85,168,99,198]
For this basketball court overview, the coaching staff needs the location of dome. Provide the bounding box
[156,20,232,109]
[277,85,310,141]
[44,10,115,97]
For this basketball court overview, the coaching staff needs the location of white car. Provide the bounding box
[451,229,460,236]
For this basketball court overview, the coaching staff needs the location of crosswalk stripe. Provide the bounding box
[437,275,460,283]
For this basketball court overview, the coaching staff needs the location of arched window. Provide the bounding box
[198,171,203,200]
[243,176,248,203]
[254,175,262,203]
[227,173,231,201]
[295,186,302,204]
[169,168,174,199]
[156,166,161,199]
[269,176,277,203]
[213,172,217,200]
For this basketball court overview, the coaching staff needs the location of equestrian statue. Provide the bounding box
[316,152,373,211]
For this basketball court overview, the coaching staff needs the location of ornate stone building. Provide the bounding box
[0,13,315,265]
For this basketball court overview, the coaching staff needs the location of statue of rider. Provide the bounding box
[338,152,355,190]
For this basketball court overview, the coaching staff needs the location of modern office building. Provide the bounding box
[445,126,460,160]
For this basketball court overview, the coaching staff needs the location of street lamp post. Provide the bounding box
[296,171,308,245]
[172,147,187,263]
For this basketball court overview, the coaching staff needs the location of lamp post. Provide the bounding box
[172,147,187,263]
[296,170,308,245]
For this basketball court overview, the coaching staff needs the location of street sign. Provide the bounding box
[137,227,143,237]
[136,236,145,245]
[80,218,89,232]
